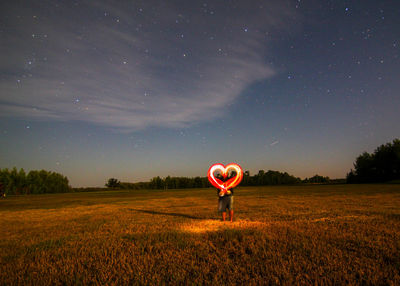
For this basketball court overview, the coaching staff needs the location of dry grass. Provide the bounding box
[1,184,400,285]
[181,219,267,233]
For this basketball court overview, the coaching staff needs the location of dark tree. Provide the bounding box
[106,178,121,188]
[0,182,4,198]
[150,176,164,189]
[303,175,330,184]
[347,139,400,183]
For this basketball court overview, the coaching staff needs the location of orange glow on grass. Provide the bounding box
[181,219,266,233]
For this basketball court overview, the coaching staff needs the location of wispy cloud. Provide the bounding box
[0,0,297,131]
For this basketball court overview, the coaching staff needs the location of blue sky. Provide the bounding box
[1,0,399,186]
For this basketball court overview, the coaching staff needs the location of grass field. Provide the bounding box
[1,184,400,285]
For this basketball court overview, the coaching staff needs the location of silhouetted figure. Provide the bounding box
[216,173,234,222]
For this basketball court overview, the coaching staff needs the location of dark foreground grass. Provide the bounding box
[1,184,400,285]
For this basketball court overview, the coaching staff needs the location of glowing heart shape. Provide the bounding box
[207,163,243,194]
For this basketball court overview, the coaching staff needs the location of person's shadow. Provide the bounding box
[130,208,208,220]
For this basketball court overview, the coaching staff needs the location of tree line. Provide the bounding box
[347,138,400,183]
[0,168,70,195]
[3,138,397,195]
[105,170,327,190]
[106,176,211,190]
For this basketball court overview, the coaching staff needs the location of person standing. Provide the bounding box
[216,174,234,222]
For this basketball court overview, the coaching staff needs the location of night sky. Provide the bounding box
[1,0,399,187]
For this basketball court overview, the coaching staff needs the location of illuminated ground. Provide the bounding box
[1,185,400,284]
